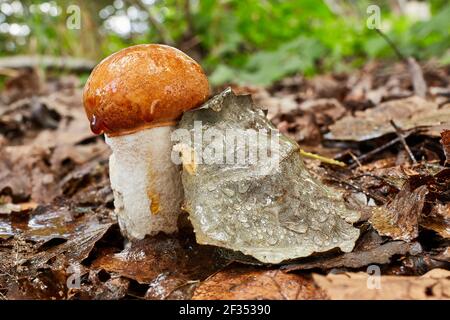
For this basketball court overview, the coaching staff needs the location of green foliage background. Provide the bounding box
[0,0,449,86]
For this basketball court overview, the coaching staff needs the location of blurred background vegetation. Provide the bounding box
[0,0,449,86]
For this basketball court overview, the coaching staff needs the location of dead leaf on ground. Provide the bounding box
[73,271,130,300]
[313,268,450,300]
[369,184,428,241]
[192,266,328,300]
[420,204,450,239]
[92,233,225,286]
[26,218,113,269]
[0,144,57,203]
[299,98,346,127]
[441,130,450,164]
[5,269,68,300]
[327,97,450,141]
[282,236,422,272]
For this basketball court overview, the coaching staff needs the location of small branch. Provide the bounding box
[375,28,406,62]
[407,57,427,98]
[0,55,95,71]
[348,151,362,168]
[0,68,20,77]
[184,0,195,38]
[390,120,417,164]
[351,173,401,191]
[326,175,387,204]
[129,0,175,46]
[299,149,346,167]
[348,136,402,169]
[375,29,427,97]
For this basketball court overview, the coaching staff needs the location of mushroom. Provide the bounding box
[83,44,209,239]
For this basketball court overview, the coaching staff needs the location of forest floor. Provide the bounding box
[0,60,449,299]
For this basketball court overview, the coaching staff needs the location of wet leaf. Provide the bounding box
[369,184,428,241]
[5,269,68,300]
[92,233,224,286]
[27,219,113,268]
[72,272,130,300]
[282,236,422,271]
[420,204,450,239]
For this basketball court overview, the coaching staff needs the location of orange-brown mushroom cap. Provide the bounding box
[83,44,210,136]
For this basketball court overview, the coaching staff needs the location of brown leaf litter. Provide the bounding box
[313,268,450,300]
[192,266,328,300]
[1,61,449,299]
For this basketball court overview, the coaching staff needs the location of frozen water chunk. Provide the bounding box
[176,88,360,264]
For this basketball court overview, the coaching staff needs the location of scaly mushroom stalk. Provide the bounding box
[106,126,183,238]
[83,44,209,239]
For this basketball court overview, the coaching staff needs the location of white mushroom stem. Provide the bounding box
[105,126,183,239]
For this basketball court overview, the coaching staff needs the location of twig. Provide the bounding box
[299,149,346,167]
[375,29,427,97]
[374,28,406,62]
[390,120,417,164]
[348,136,402,169]
[0,68,20,77]
[326,175,386,204]
[184,0,195,38]
[348,151,362,168]
[0,55,95,71]
[351,173,401,191]
[129,0,175,46]
[407,57,427,98]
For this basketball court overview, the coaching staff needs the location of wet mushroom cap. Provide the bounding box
[83,44,209,136]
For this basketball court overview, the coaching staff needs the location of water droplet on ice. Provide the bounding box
[238,183,250,193]
[238,214,247,223]
[314,235,324,246]
[295,223,308,234]
[222,187,235,197]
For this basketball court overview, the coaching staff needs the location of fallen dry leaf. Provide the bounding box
[73,272,130,300]
[313,268,450,300]
[0,144,57,203]
[299,98,346,127]
[327,97,450,141]
[369,184,428,241]
[420,204,450,239]
[441,130,450,164]
[193,266,328,300]
[282,240,422,272]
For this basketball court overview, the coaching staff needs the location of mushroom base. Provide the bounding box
[105,126,183,239]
